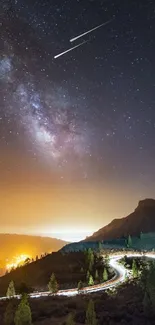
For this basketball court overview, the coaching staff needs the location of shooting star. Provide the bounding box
[54,40,87,59]
[70,19,113,43]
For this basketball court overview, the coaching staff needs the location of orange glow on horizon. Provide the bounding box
[6,254,31,271]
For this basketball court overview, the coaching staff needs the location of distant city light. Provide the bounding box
[40,229,94,242]
[6,254,31,271]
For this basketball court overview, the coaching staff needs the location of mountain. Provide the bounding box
[85,199,155,241]
[0,234,67,272]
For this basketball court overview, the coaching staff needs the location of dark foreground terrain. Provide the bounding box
[0,252,86,296]
[0,251,110,296]
[0,281,154,325]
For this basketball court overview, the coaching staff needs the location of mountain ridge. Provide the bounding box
[84,198,155,241]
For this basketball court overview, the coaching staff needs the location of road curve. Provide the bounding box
[1,252,155,300]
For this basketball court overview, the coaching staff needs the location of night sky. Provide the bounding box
[1,0,155,241]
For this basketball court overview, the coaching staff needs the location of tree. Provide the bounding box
[4,301,15,325]
[132,259,138,278]
[18,282,33,295]
[88,275,94,286]
[95,269,99,281]
[6,281,16,298]
[125,271,129,282]
[86,270,90,282]
[24,258,31,265]
[127,235,132,248]
[86,249,94,271]
[66,312,75,325]
[14,294,32,325]
[48,273,58,293]
[78,280,83,291]
[140,231,143,240]
[85,299,97,325]
[104,254,109,266]
[98,241,102,252]
[103,268,108,282]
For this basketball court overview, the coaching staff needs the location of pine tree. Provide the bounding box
[4,301,14,325]
[66,312,75,325]
[103,268,108,282]
[132,259,138,278]
[86,270,90,282]
[104,254,109,266]
[125,271,129,282]
[6,281,16,298]
[127,235,132,248]
[86,249,94,272]
[95,270,99,281]
[98,241,102,252]
[48,273,58,293]
[14,294,32,325]
[88,275,94,286]
[21,293,29,304]
[140,231,143,240]
[78,280,83,291]
[85,299,97,325]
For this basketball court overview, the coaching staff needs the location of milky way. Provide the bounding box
[0,21,91,179]
[1,0,155,188]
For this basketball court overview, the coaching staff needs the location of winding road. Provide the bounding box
[1,252,155,300]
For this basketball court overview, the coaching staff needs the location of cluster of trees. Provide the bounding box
[4,293,32,325]
[121,256,139,278]
[81,248,109,289]
[47,267,109,295]
[4,280,97,325]
[121,256,155,316]
[66,299,97,325]
[141,260,155,315]
[126,232,144,249]
[4,274,58,325]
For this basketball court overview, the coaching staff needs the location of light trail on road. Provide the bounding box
[0,252,154,300]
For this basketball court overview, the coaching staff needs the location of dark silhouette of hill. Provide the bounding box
[85,199,155,241]
[0,252,86,296]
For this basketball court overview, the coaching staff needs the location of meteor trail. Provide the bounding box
[54,40,87,59]
[70,19,113,43]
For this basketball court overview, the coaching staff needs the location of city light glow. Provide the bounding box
[6,254,31,271]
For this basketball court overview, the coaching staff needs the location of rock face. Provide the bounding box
[85,199,155,241]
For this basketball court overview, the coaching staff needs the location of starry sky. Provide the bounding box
[0,0,155,241]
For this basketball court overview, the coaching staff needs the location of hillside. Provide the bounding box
[0,234,67,272]
[85,199,155,241]
[0,251,87,296]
